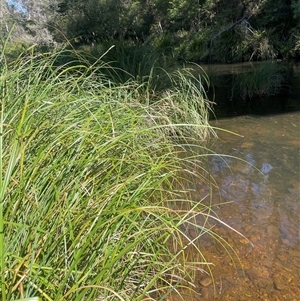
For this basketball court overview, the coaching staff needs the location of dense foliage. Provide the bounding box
[1,0,300,63]
[0,42,245,301]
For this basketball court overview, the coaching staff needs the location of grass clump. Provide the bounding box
[0,46,236,301]
[232,61,288,101]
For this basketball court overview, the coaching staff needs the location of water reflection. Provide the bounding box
[202,60,300,117]
[197,112,300,300]
[169,113,299,300]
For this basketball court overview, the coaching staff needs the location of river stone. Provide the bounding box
[256,278,269,288]
[267,225,280,238]
[199,287,209,299]
[199,277,212,287]
[262,256,273,268]
[241,141,254,148]
[245,268,261,281]
[274,279,286,290]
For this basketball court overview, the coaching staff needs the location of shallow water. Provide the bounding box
[202,113,300,300]
[168,61,300,300]
[169,112,299,301]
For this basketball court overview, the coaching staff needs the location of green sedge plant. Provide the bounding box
[0,42,246,301]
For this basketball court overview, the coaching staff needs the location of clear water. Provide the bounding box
[201,112,300,300]
[170,62,300,300]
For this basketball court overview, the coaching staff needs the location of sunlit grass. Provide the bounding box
[0,45,242,301]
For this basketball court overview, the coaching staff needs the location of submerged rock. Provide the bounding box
[274,278,286,291]
[199,277,212,287]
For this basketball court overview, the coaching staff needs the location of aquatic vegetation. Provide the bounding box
[0,45,241,301]
[232,61,288,101]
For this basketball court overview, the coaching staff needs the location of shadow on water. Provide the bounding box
[203,60,300,118]
[170,62,300,300]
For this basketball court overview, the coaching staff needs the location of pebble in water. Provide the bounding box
[199,277,212,287]
[274,278,286,291]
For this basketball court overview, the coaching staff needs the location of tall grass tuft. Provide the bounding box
[0,45,239,301]
[232,61,288,101]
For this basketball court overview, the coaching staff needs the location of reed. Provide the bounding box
[232,61,287,100]
[0,45,240,301]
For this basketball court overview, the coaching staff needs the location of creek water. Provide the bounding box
[171,62,300,300]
